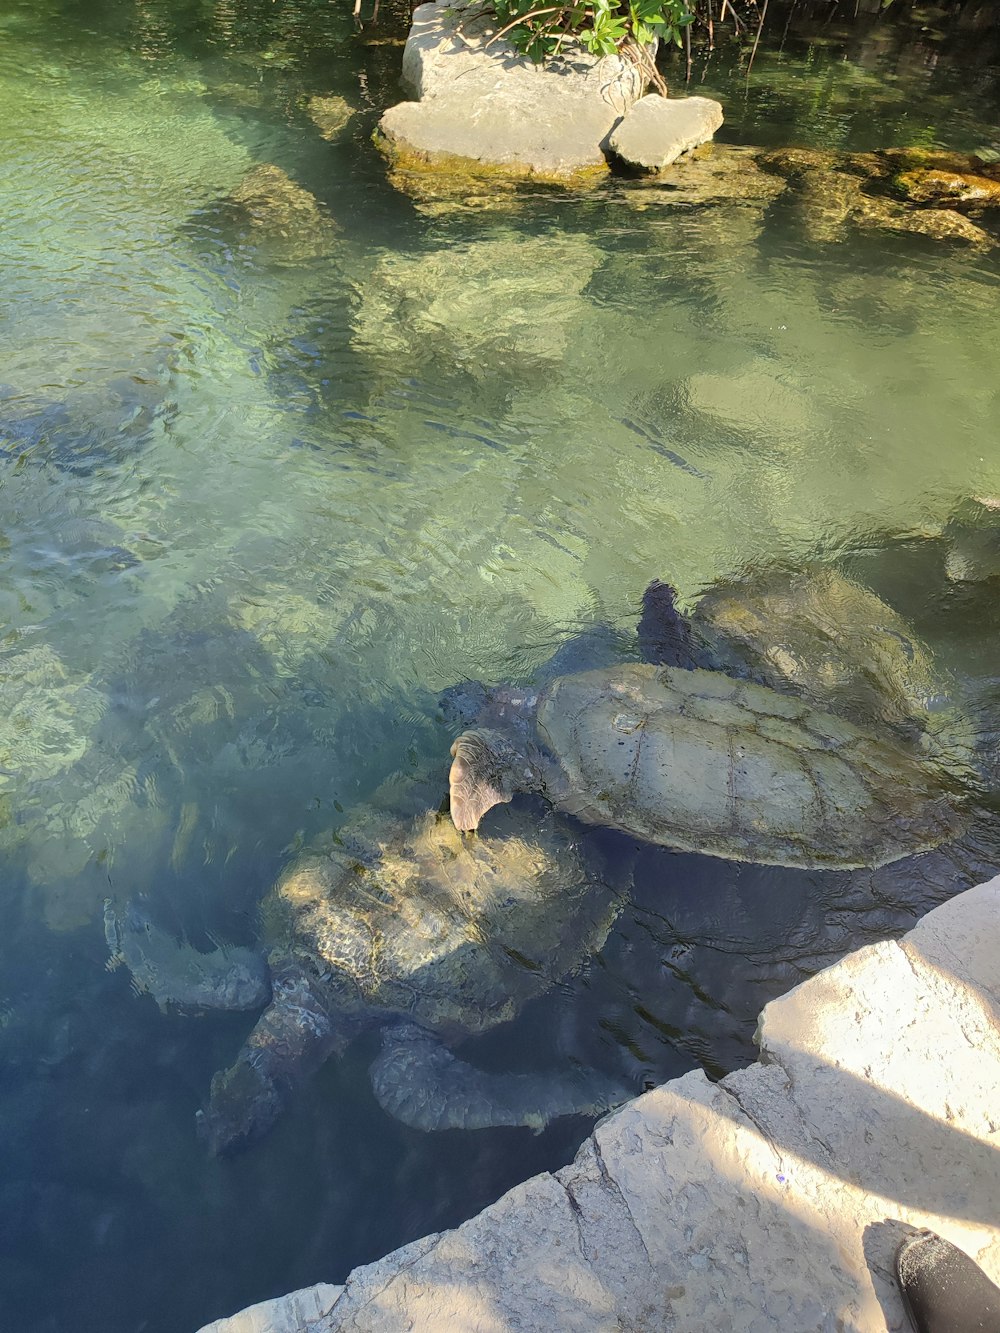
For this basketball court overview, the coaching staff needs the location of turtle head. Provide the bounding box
[440,680,539,730]
[439,679,491,727]
[449,728,527,832]
[637,580,703,670]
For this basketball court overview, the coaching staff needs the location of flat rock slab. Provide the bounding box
[610,93,724,171]
[376,1,647,183]
[202,876,1000,1333]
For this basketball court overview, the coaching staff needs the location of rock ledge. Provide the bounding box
[376,0,648,187]
[201,875,1000,1332]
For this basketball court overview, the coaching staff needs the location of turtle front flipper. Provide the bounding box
[104,900,269,1012]
[448,728,520,831]
[369,1024,630,1132]
[197,964,346,1155]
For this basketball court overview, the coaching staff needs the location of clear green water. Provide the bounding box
[1,1,999,1328]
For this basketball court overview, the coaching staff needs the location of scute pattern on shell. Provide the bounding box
[537,664,965,870]
[693,567,945,732]
[267,797,618,1037]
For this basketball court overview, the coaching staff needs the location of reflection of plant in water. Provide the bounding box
[469,0,1000,117]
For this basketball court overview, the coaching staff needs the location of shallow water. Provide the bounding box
[1,1,999,1328]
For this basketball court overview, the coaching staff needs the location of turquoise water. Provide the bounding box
[1,1,999,1327]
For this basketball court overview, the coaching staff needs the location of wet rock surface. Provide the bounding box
[893,165,1000,210]
[625,143,998,248]
[222,164,337,261]
[626,142,785,206]
[202,877,1000,1333]
[304,95,355,142]
[351,233,600,380]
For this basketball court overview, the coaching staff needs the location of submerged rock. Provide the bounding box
[303,94,354,142]
[878,205,994,246]
[609,94,724,173]
[759,147,996,248]
[621,144,787,219]
[351,232,600,378]
[0,646,105,791]
[685,360,819,444]
[222,164,337,261]
[943,497,1000,584]
[894,166,1000,211]
[376,0,647,190]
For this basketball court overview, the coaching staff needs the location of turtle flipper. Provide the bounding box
[104,899,269,1012]
[197,964,346,1155]
[449,729,518,831]
[369,1024,629,1132]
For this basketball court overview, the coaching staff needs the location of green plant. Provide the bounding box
[487,0,694,64]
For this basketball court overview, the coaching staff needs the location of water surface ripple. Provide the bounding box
[1,1,999,1328]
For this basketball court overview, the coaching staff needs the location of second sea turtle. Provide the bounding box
[448,661,967,870]
[637,565,949,735]
[113,773,626,1155]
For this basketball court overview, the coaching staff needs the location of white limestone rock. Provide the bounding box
[377,1,648,182]
[201,877,1000,1333]
[199,1283,343,1333]
[609,93,724,172]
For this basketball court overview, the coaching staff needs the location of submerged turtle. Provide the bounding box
[449,563,981,867]
[638,565,952,736]
[447,656,969,870]
[113,775,625,1155]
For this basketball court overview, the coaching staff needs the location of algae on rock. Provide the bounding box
[222,164,338,263]
[304,94,355,141]
[376,0,648,193]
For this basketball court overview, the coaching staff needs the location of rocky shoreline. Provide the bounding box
[200,875,1000,1333]
[373,0,721,188]
[363,0,1000,252]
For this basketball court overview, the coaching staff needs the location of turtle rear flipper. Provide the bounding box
[369,1024,629,1132]
[104,899,269,1012]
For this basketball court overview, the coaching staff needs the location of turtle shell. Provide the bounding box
[535,664,966,870]
[692,567,944,732]
[267,796,618,1037]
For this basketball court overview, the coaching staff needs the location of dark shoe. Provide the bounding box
[895,1230,1000,1333]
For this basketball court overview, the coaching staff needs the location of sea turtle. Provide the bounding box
[111,774,625,1155]
[447,652,970,870]
[637,565,951,736]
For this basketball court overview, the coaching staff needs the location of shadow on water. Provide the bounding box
[0,391,173,478]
